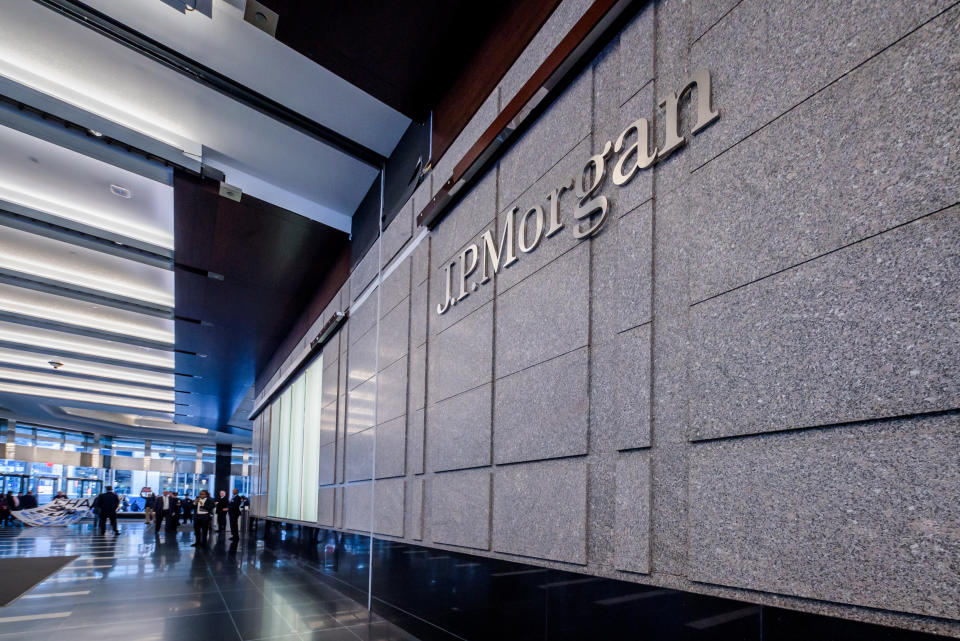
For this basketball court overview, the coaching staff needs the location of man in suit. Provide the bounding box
[227,489,246,540]
[215,490,230,534]
[19,490,38,510]
[166,492,181,532]
[93,486,120,535]
[191,490,215,547]
[181,495,194,523]
[154,490,173,536]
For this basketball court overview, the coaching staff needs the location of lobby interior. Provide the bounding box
[0,1,956,640]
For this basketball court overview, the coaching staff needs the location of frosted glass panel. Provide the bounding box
[267,403,279,517]
[276,387,292,518]
[287,374,306,520]
[301,357,322,522]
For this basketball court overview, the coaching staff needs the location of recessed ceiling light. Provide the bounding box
[109,184,131,199]
[0,381,174,413]
[88,129,103,137]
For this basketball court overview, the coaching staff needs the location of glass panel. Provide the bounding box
[277,384,293,519]
[268,402,280,517]
[287,374,306,520]
[301,356,322,522]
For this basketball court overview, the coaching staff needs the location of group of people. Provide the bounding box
[141,488,248,546]
[0,490,40,525]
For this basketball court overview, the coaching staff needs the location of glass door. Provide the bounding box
[66,478,81,497]
[1,475,28,495]
[31,476,59,504]
[81,480,101,498]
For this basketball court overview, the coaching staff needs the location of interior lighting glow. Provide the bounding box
[0,325,174,369]
[0,347,173,387]
[0,366,174,401]
[0,381,174,413]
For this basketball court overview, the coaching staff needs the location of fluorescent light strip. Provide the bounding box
[0,381,174,413]
[0,348,172,387]
[0,294,174,344]
[0,254,173,309]
[0,183,173,250]
[0,326,174,369]
[0,367,174,401]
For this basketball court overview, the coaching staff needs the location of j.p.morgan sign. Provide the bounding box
[437,70,719,315]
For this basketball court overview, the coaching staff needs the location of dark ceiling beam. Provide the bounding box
[32,0,388,169]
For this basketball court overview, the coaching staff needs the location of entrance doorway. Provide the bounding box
[65,478,101,499]
[30,476,59,504]
[0,475,28,495]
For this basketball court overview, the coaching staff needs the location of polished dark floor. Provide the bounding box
[0,522,418,641]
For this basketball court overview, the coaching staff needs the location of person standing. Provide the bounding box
[19,490,38,510]
[93,486,120,535]
[166,492,181,533]
[227,489,245,540]
[154,490,171,535]
[181,495,194,523]
[191,490,214,547]
[215,490,229,534]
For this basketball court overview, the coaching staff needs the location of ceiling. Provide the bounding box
[0,0,405,443]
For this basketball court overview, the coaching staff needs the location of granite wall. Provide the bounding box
[251,0,960,636]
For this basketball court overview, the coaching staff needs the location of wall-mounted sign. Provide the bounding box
[436,70,719,315]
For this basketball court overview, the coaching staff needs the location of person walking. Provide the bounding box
[227,489,245,540]
[92,486,120,535]
[144,493,156,525]
[19,490,38,510]
[215,490,229,534]
[191,490,214,547]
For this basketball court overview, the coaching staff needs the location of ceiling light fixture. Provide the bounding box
[0,249,174,308]
[0,293,174,344]
[0,325,174,369]
[0,182,174,250]
[0,367,175,401]
[0,381,175,413]
[0,347,173,387]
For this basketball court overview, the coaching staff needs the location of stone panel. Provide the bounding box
[407,408,424,475]
[318,486,335,526]
[380,259,411,319]
[430,468,491,550]
[374,477,405,537]
[377,354,408,424]
[688,413,960,620]
[346,377,376,435]
[429,226,496,336]
[350,240,379,303]
[493,137,590,293]
[427,383,492,473]
[591,324,651,451]
[495,242,589,378]
[348,327,377,389]
[432,89,499,197]
[687,5,960,302]
[344,427,374,482]
[493,347,588,465]
[321,360,339,409]
[427,302,493,404]
[614,451,650,574]
[431,171,496,266]
[409,343,426,411]
[412,234,430,287]
[375,413,406,479]
[691,207,960,440]
[591,201,653,341]
[318,441,336,486]
[406,478,424,541]
[382,200,412,266]
[343,482,371,532]
[498,69,593,210]
[349,296,377,346]
[378,295,410,370]
[492,458,588,564]
[410,280,428,348]
[319,401,337,447]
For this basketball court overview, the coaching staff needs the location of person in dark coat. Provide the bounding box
[227,489,246,540]
[166,492,181,532]
[93,486,120,535]
[181,495,194,523]
[191,490,215,547]
[215,490,230,534]
[19,491,38,510]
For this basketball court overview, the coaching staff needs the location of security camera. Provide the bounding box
[48,361,64,370]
